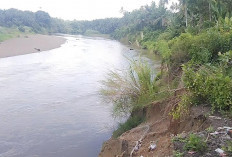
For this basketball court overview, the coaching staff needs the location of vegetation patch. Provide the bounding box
[101,60,161,116]
[112,115,145,138]
[184,134,207,153]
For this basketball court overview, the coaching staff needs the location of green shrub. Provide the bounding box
[165,30,232,68]
[184,134,207,153]
[141,41,156,51]
[218,51,232,77]
[168,33,193,68]
[142,29,162,42]
[186,26,200,35]
[156,40,171,63]
[157,31,174,41]
[183,63,232,112]
[171,93,192,119]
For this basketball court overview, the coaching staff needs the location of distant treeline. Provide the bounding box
[1,0,232,37]
[0,8,121,34]
[0,9,52,33]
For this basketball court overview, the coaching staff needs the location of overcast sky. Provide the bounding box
[0,0,177,20]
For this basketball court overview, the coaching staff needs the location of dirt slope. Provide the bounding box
[99,88,232,157]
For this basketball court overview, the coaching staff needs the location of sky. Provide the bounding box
[0,0,177,21]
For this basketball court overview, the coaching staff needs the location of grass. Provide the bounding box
[223,140,232,155]
[173,151,184,157]
[100,59,158,116]
[0,26,32,42]
[112,115,145,138]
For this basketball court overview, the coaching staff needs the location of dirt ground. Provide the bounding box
[99,94,232,157]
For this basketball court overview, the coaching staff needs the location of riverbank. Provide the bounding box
[99,32,232,156]
[99,92,232,157]
[0,34,66,58]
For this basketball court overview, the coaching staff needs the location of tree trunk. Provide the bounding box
[185,4,188,27]
[209,2,212,21]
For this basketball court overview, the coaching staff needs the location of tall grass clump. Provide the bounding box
[100,60,158,116]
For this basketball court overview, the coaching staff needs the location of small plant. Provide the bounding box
[172,134,187,143]
[205,126,214,133]
[112,115,145,138]
[170,93,192,119]
[223,140,232,154]
[184,134,207,153]
[173,150,184,157]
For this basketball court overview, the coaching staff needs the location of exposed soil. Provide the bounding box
[99,92,232,157]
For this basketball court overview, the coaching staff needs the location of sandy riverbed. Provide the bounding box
[0,34,66,58]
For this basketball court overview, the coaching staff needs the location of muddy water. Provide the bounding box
[0,35,143,157]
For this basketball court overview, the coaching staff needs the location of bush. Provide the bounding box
[184,134,207,153]
[165,30,232,68]
[155,40,171,63]
[166,33,192,69]
[171,93,192,119]
[183,63,232,112]
[141,41,156,50]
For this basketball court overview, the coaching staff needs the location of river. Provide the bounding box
[0,35,149,157]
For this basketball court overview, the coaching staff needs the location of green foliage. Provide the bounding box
[223,140,232,154]
[0,9,52,33]
[183,63,232,112]
[141,41,156,51]
[171,93,192,119]
[172,134,187,143]
[162,29,232,69]
[184,134,207,153]
[112,115,145,138]
[155,40,171,63]
[173,151,184,157]
[18,26,25,32]
[0,26,31,42]
[218,51,232,77]
[205,126,214,133]
[101,60,159,116]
